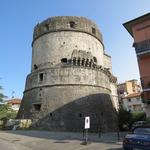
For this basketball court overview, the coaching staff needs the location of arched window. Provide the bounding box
[93,57,97,63]
[73,57,76,65]
[77,57,81,66]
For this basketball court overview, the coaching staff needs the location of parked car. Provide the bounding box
[131,121,147,131]
[123,126,150,150]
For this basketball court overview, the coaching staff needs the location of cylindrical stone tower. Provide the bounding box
[17,16,118,132]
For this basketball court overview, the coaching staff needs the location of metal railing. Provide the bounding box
[133,39,150,54]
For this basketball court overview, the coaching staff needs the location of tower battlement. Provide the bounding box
[33,16,103,45]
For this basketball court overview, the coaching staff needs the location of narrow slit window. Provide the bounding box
[39,73,44,81]
[92,27,96,34]
[45,23,49,31]
[79,113,82,118]
[34,64,38,69]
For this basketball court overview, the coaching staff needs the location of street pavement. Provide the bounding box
[0,130,126,150]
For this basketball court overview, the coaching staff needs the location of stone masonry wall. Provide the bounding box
[17,16,118,132]
[32,31,104,71]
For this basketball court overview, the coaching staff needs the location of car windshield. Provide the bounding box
[134,127,150,135]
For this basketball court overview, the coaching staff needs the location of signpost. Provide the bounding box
[84,116,90,145]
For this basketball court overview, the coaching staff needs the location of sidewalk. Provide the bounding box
[1,130,127,142]
[0,130,125,150]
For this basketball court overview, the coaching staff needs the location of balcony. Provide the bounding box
[133,39,150,56]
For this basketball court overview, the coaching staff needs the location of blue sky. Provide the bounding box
[0,0,150,99]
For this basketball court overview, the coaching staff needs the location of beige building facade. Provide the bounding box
[118,79,141,96]
[122,93,145,113]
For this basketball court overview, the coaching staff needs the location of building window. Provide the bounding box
[33,104,41,111]
[128,105,132,112]
[39,73,44,81]
[79,113,82,118]
[93,57,97,63]
[34,64,38,70]
[61,58,68,63]
[50,113,52,116]
[92,27,96,34]
[45,23,49,31]
[133,104,142,111]
[128,98,131,102]
[69,21,76,28]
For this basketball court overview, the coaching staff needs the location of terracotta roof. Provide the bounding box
[7,98,22,105]
[123,93,141,99]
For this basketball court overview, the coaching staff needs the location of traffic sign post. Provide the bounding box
[84,116,90,145]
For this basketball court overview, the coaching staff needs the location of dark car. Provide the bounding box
[131,121,147,131]
[123,126,150,150]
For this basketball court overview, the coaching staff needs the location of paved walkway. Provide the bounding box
[0,130,126,150]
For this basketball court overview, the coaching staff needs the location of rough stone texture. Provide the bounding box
[17,16,118,132]
[32,32,104,70]
[104,54,112,72]
[33,16,103,45]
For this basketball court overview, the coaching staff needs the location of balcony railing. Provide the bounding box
[133,39,150,55]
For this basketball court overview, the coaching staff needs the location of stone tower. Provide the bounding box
[17,16,118,132]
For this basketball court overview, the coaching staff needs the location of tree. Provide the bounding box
[0,104,17,119]
[118,106,147,131]
[0,85,7,102]
[0,104,17,129]
[118,107,132,131]
[131,112,146,123]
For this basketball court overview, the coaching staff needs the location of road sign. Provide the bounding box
[85,116,90,129]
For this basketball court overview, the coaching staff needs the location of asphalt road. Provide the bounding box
[0,131,124,150]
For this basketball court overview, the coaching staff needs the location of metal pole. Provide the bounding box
[98,128,101,138]
[117,130,120,141]
[117,111,120,141]
[85,129,88,145]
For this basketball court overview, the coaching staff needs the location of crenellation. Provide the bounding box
[33,16,103,46]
